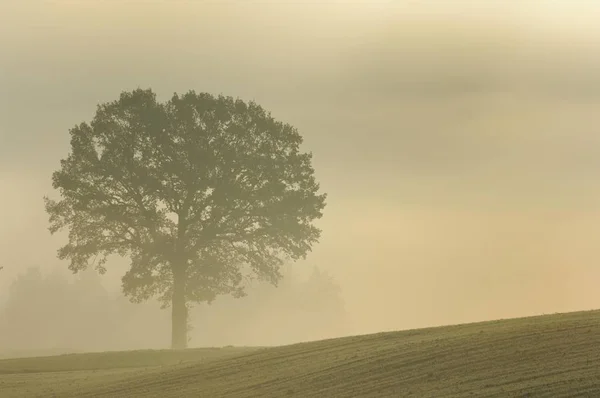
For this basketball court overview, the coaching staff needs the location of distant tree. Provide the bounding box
[294,267,348,341]
[44,88,326,349]
[1,267,73,350]
[301,267,346,314]
[0,267,117,353]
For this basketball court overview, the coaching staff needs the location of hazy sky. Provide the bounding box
[2,0,600,338]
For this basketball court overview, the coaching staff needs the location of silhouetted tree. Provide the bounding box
[44,88,326,349]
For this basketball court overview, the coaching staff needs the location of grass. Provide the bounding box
[2,309,600,397]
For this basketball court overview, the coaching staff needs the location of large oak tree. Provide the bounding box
[44,88,326,349]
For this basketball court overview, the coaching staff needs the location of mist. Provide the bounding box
[2,0,600,354]
[0,266,347,357]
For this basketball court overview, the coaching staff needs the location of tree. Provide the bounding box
[44,88,327,349]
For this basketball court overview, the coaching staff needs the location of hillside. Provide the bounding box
[2,310,600,397]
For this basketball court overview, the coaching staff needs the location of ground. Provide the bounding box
[2,310,600,397]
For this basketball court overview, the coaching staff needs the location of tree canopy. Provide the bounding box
[45,88,327,348]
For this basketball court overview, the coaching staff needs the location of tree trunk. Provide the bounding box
[171,266,187,350]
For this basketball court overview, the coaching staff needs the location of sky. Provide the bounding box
[2,0,600,341]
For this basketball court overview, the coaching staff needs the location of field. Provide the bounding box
[2,310,600,397]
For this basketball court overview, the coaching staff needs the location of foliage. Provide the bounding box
[44,88,326,347]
